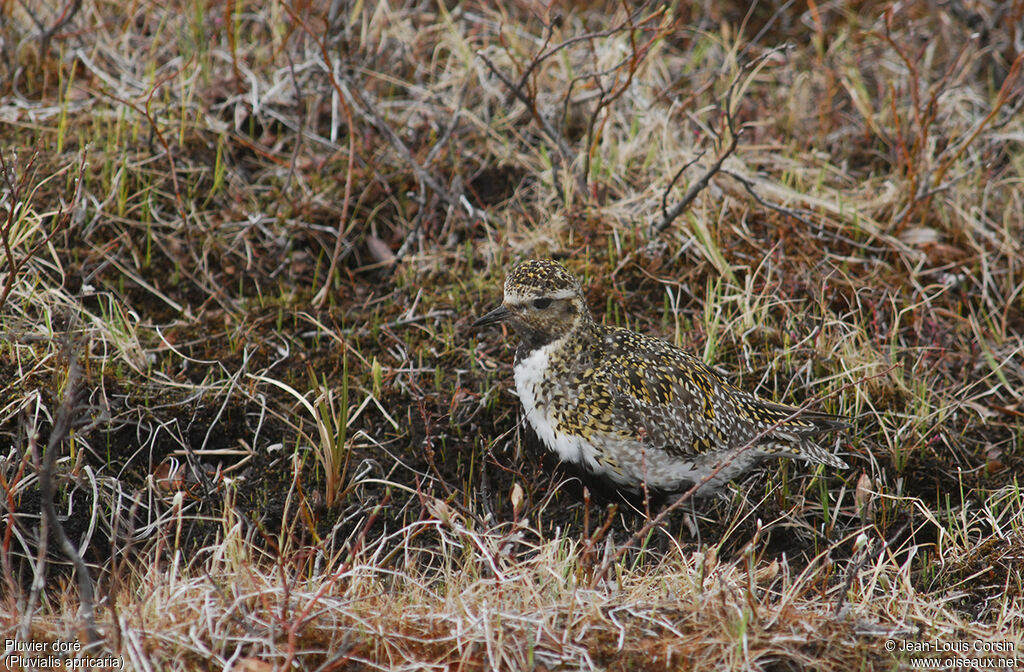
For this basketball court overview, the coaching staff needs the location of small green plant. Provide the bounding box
[252,356,353,508]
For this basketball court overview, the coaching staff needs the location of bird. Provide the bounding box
[472,259,849,497]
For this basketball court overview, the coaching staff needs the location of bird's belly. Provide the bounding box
[513,346,604,473]
[604,442,762,493]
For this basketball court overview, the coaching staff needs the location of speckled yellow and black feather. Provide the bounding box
[504,259,581,297]
[474,259,850,495]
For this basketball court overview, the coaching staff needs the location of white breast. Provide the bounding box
[513,343,601,471]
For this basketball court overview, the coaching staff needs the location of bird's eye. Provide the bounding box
[532,297,552,309]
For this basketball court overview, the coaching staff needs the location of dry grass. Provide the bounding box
[2,0,1023,670]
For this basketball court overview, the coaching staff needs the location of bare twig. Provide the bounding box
[477,48,581,202]
[578,5,668,191]
[833,517,912,616]
[0,150,86,314]
[652,46,791,235]
[659,150,705,221]
[34,345,100,644]
[723,169,819,229]
[651,69,750,234]
[38,0,82,58]
[480,3,671,204]
[650,118,739,234]
[511,11,652,94]
[722,169,891,253]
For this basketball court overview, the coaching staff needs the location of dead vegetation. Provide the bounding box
[1,0,1022,669]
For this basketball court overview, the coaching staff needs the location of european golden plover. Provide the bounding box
[473,259,849,496]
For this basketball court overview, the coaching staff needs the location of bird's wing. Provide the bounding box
[598,330,730,457]
[596,328,849,457]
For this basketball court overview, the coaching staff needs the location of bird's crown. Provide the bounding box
[503,259,580,304]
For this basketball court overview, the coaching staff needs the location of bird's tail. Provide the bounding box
[760,438,849,469]
[755,400,850,434]
[756,402,851,468]
[794,438,849,469]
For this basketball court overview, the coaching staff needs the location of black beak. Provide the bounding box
[472,304,511,328]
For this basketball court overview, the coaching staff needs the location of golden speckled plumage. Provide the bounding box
[473,259,850,495]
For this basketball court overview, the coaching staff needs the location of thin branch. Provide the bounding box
[660,150,705,221]
[0,150,86,314]
[513,9,655,92]
[36,344,100,644]
[650,121,739,234]
[724,169,817,229]
[477,49,581,200]
[38,0,82,58]
[481,4,670,204]
[723,169,891,253]
[652,46,790,235]
[833,517,912,616]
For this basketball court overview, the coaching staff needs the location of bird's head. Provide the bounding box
[473,259,592,349]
